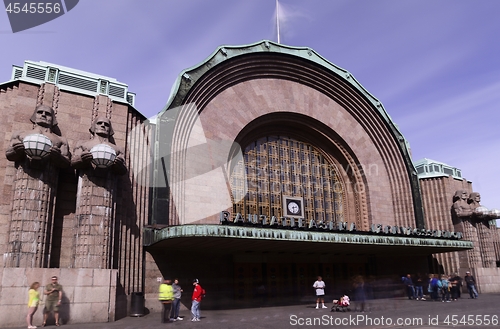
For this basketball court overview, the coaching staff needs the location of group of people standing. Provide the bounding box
[26,276,63,328]
[403,272,479,302]
[158,278,205,323]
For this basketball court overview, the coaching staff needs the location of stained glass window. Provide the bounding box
[230,136,344,222]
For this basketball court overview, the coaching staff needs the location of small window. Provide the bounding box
[443,167,453,175]
[99,80,108,94]
[47,68,57,83]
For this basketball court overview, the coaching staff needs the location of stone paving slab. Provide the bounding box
[12,293,500,329]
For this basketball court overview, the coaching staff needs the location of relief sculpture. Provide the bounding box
[452,190,500,269]
[70,116,126,268]
[4,105,70,267]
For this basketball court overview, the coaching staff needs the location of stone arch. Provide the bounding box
[154,41,423,229]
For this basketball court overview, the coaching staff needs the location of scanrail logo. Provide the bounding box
[4,0,79,33]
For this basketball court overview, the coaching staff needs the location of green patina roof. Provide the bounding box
[144,225,472,254]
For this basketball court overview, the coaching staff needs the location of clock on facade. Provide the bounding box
[283,197,304,217]
[287,201,300,215]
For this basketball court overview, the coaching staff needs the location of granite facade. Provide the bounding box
[0,79,150,326]
[2,43,498,326]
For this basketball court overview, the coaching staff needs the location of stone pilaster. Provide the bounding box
[4,159,58,267]
[477,220,496,268]
[72,169,116,269]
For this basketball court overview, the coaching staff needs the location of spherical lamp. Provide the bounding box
[475,206,489,217]
[488,209,500,219]
[90,144,116,168]
[22,133,52,159]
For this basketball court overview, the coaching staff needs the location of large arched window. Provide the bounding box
[230,136,344,222]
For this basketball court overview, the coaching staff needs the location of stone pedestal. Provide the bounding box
[4,159,58,267]
[72,169,116,269]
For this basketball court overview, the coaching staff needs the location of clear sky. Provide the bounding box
[2,0,500,213]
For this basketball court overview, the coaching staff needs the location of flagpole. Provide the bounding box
[276,0,281,43]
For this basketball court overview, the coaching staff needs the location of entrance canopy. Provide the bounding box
[144,225,472,256]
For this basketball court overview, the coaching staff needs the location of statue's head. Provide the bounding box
[469,192,481,204]
[30,105,57,128]
[90,116,114,137]
[454,190,468,201]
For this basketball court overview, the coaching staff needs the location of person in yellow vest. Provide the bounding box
[27,282,40,329]
[158,278,174,323]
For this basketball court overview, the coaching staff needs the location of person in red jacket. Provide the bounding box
[191,279,205,321]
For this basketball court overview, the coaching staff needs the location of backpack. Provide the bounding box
[430,278,438,289]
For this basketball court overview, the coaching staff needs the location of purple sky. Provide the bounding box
[2,0,500,214]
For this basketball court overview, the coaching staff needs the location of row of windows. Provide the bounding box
[415,163,462,178]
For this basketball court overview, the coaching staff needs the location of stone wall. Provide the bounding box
[0,80,149,300]
[0,267,118,328]
[420,176,500,293]
[420,176,473,274]
[475,267,500,293]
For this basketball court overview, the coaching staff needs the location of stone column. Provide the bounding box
[452,190,482,269]
[5,159,59,267]
[72,169,116,268]
[468,193,500,268]
[71,116,126,269]
[4,102,70,268]
[461,220,482,268]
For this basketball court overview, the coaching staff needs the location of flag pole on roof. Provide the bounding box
[276,0,281,44]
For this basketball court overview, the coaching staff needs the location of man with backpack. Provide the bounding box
[191,279,205,322]
[428,274,440,301]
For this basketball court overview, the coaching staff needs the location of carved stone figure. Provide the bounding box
[6,105,70,166]
[468,192,486,219]
[4,105,70,267]
[71,116,126,173]
[71,116,127,268]
[451,190,481,268]
[452,190,472,218]
[468,192,497,267]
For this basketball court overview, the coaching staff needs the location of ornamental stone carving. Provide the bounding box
[468,192,498,267]
[70,116,127,269]
[452,190,500,269]
[4,105,70,267]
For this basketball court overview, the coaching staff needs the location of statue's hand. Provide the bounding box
[112,156,127,175]
[80,151,93,162]
[114,156,125,165]
[12,142,25,153]
[6,141,26,161]
[50,145,61,154]
[50,145,70,168]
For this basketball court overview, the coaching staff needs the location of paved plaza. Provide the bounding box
[12,293,500,329]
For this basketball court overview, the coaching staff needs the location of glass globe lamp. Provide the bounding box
[22,133,52,159]
[475,206,489,217]
[90,144,116,168]
[488,209,500,219]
